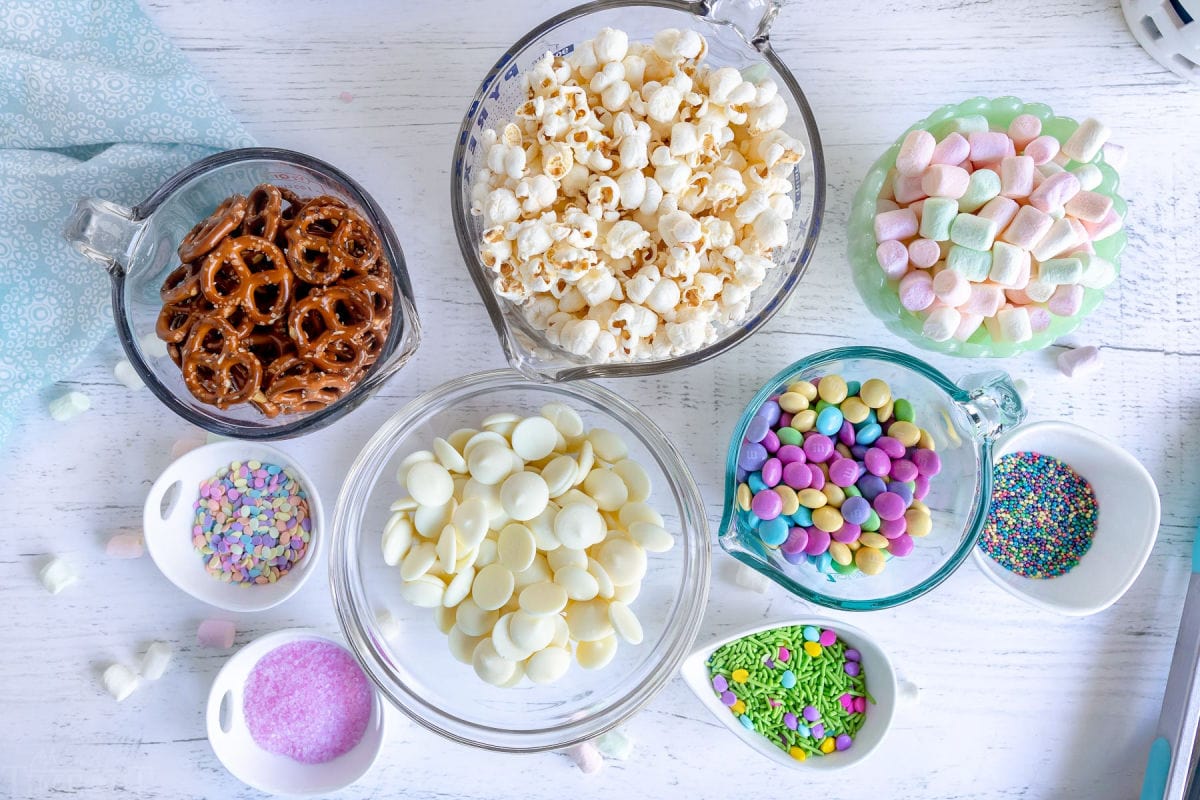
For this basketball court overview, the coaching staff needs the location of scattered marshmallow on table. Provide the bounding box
[197,619,237,649]
[567,741,604,774]
[102,664,140,702]
[140,642,173,681]
[113,359,144,390]
[734,562,771,593]
[871,114,1121,345]
[105,532,144,559]
[383,403,672,687]
[38,557,78,594]
[1058,345,1101,378]
[48,390,90,421]
[596,727,635,760]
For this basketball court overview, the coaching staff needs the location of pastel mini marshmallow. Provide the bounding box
[898,271,935,311]
[945,245,992,282]
[734,562,772,593]
[39,557,77,594]
[105,532,144,559]
[1005,287,1033,305]
[1080,207,1123,241]
[919,197,960,241]
[958,169,1001,213]
[978,196,1019,231]
[876,240,909,279]
[1071,163,1103,191]
[968,131,1011,165]
[1048,283,1085,316]
[1031,217,1079,261]
[996,305,1033,343]
[908,238,941,269]
[949,213,998,251]
[874,208,919,242]
[140,642,173,681]
[1029,306,1052,332]
[1008,114,1042,149]
[1023,135,1060,165]
[1029,171,1081,213]
[102,664,140,702]
[896,129,936,176]
[932,268,971,306]
[1024,278,1057,303]
[197,619,237,649]
[939,114,989,136]
[1062,118,1110,163]
[1078,254,1117,289]
[568,742,604,774]
[1058,345,1101,378]
[920,165,969,199]
[114,360,144,390]
[930,132,970,166]
[953,311,984,341]
[1038,257,1084,285]
[893,174,927,204]
[596,728,635,761]
[138,332,170,359]
[48,391,90,421]
[999,156,1035,199]
[989,242,1030,288]
[922,305,961,342]
[961,283,1005,317]
[1064,190,1114,223]
[1000,205,1053,250]
[1101,142,1127,169]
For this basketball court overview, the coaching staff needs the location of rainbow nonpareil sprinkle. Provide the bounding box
[978,451,1098,579]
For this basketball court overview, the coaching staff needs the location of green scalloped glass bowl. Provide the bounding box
[847,96,1128,358]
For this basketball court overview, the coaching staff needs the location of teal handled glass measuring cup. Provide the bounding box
[719,347,1026,611]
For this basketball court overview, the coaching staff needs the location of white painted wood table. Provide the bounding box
[3,1,1199,797]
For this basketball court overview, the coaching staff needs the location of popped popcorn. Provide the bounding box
[471,27,805,361]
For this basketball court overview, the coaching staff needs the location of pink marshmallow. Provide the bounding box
[953,311,984,341]
[1058,346,1101,378]
[874,208,919,242]
[1000,205,1053,250]
[1008,114,1042,149]
[961,283,1005,317]
[1080,207,1122,241]
[1029,171,1081,213]
[106,532,144,559]
[1029,306,1052,331]
[979,196,1019,232]
[968,131,1012,165]
[931,132,970,166]
[1067,239,1096,256]
[896,129,937,176]
[921,164,970,199]
[999,155,1035,199]
[908,238,941,269]
[932,268,971,306]
[877,240,909,279]
[898,271,935,311]
[893,174,927,204]
[1024,135,1060,166]
[198,619,237,649]
[1005,287,1033,305]
[1048,283,1085,317]
[1064,190,1114,223]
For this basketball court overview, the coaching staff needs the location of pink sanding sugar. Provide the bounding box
[243,640,372,764]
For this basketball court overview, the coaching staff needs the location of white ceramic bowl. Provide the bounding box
[971,420,1160,616]
[205,628,388,795]
[679,618,897,771]
[142,441,324,612]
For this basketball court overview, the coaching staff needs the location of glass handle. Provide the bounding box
[62,197,143,277]
[957,371,1027,442]
[699,0,782,50]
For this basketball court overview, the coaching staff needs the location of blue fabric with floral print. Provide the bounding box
[0,0,254,441]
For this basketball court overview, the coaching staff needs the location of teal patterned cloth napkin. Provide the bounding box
[0,0,254,441]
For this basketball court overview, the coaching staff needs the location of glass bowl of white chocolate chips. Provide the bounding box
[451,0,825,381]
[330,370,710,751]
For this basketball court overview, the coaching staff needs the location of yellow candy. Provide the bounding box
[797,489,828,509]
[817,375,848,404]
[855,546,887,575]
[840,396,871,423]
[737,483,752,511]
[859,378,891,409]
[847,539,861,551]
[829,541,853,566]
[788,380,818,401]
[858,531,889,549]
[906,508,933,537]
[918,427,936,451]
[822,484,846,508]
[834,443,852,459]
[803,641,822,657]
[877,398,894,424]
[792,410,817,432]
[911,499,929,515]
[731,699,746,714]
[789,746,808,762]
[940,409,963,446]
[820,737,836,754]
[778,392,810,414]
[731,668,749,683]
[812,506,844,532]
[774,485,800,516]
[889,420,921,447]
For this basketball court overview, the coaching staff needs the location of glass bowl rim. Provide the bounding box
[449,0,827,380]
[717,345,993,611]
[329,367,712,751]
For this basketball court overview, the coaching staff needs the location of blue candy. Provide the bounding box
[815,407,844,436]
[802,626,820,641]
[858,474,887,501]
[856,422,883,445]
[846,380,861,397]
[748,473,768,493]
[791,506,813,527]
[745,416,770,444]
[739,442,768,471]
[759,517,790,547]
[891,481,914,504]
[739,715,755,730]
[780,669,797,688]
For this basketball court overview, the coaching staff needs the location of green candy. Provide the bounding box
[831,559,858,575]
[950,213,998,251]
[893,398,914,422]
[844,485,862,498]
[815,399,834,413]
[958,169,1001,213]
[947,245,993,282]
[777,427,802,446]
[862,509,881,532]
[919,197,958,241]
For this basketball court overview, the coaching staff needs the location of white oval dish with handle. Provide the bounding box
[142,441,325,612]
[206,628,389,795]
[679,618,899,771]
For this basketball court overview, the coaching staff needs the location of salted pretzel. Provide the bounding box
[243,184,284,242]
[199,235,293,325]
[156,295,206,343]
[178,195,247,263]
[266,372,354,414]
[332,210,383,277]
[180,317,263,408]
[288,285,374,354]
[285,203,376,285]
[342,273,393,321]
[160,261,202,304]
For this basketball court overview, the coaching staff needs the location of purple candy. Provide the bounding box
[746,416,770,443]
[811,723,825,739]
[803,433,834,463]
[762,430,780,453]
[777,444,806,464]
[751,489,783,520]
[850,444,869,460]
[779,412,793,428]
[835,734,853,751]
[874,491,906,521]
[838,420,856,447]
[720,690,737,706]
[803,705,820,722]
[913,448,942,476]
[876,435,906,459]
[840,495,871,525]
[736,466,748,482]
[712,674,728,692]
[782,548,807,565]
[879,515,907,539]
[845,648,861,662]
[845,661,861,677]
[783,712,798,730]
[756,400,782,426]
[738,442,769,471]
[891,481,914,504]
[807,464,826,491]
[831,521,861,543]
[803,528,831,556]
[782,461,812,490]
[828,458,859,487]
[761,457,783,487]
[888,532,915,557]
[890,458,918,483]
[818,629,836,646]
[864,447,891,477]
[780,526,809,555]
[914,474,931,500]
[857,474,887,501]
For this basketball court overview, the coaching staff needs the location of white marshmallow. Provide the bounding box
[1058,346,1101,378]
[48,391,90,421]
[102,664,140,702]
[996,306,1032,343]
[1062,118,1111,163]
[38,557,77,594]
[140,642,173,681]
[922,305,962,342]
[114,359,144,390]
[734,562,771,593]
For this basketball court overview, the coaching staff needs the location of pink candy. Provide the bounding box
[1064,190,1114,223]
[979,196,1019,230]
[921,164,970,199]
[999,155,1034,199]
[874,208,919,242]
[899,271,935,311]
[1008,114,1042,149]
[1029,171,1081,213]
[932,268,971,306]
[106,532,144,559]
[896,129,936,176]
[1024,134,1060,165]
[930,132,970,166]
[197,619,237,649]
[1048,283,1084,316]
[968,131,1011,165]
[907,238,941,269]
[893,174,927,204]
[1000,205,1053,250]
